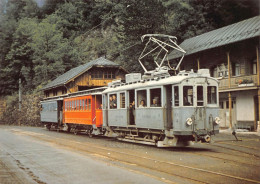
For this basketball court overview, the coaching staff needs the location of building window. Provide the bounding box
[218,72,223,77]
[62,88,67,94]
[53,90,57,96]
[232,63,241,76]
[253,61,257,75]
[45,92,49,97]
[226,100,234,109]
[104,71,115,79]
[219,101,224,109]
[91,71,103,79]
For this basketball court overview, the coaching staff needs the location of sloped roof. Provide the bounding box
[169,15,260,59]
[42,57,120,90]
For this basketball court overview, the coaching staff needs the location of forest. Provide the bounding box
[0,0,259,96]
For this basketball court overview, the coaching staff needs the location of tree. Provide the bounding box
[4,18,37,91]
[112,0,166,72]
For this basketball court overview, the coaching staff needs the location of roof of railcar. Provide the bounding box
[103,74,218,93]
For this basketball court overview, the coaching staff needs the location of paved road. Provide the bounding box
[0,125,260,184]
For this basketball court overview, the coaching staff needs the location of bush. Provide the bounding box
[1,93,42,127]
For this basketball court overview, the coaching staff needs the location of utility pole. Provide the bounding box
[256,46,260,131]
[227,52,232,129]
[19,78,22,111]
[18,78,22,126]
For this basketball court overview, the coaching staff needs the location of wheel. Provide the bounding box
[74,129,78,135]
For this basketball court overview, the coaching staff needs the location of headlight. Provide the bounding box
[186,118,193,126]
[215,117,221,125]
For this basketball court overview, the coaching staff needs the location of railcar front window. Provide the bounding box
[174,86,179,106]
[120,93,125,108]
[207,86,217,104]
[197,86,204,106]
[150,88,161,107]
[183,86,193,106]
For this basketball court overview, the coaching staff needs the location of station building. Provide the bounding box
[42,57,128,99]
[169,15,260,131]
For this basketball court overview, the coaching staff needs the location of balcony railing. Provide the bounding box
[218,74,257,91]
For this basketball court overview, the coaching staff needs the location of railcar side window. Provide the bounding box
[85,99,88,110]
[150,88,161,107]
[82,99,84,110]
[88,99,91,110]
[174,86,179,106]
[120,93,125,108]
[183,86,193,106]
[77,100,80,110]
[109,94,117,109]
[137,90,147,108]
[207,86,217,104]
[197,86,204,106]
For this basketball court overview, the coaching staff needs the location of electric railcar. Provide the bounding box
[102,69,220,147]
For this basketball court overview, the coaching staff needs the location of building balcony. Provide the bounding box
[218,74,258,92]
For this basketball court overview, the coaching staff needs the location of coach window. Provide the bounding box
[82,99,85,110]
[150,88,161,107]
[174,86,179,106]
[85,99,88,110]
[77,100,79,110]
[72,100,74,110]
[137,90,147,108]
[207,86,217,104]
[183,86,193,106]
[109,94,117,109]
[197,86,204,106]
[79,99,82,110]
[120,92,125,108]
[88,99,91,110]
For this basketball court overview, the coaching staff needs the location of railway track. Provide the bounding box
[10,128,260,184]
